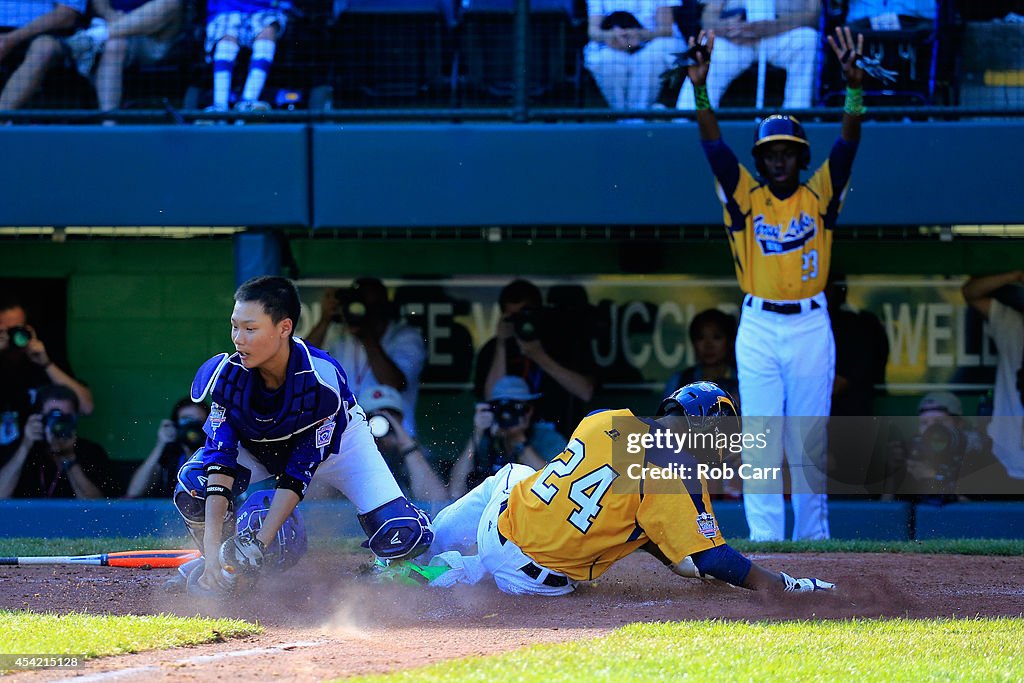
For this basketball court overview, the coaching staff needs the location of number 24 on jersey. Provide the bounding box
[529,440,618,534]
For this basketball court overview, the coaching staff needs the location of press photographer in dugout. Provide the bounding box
[125,398,211,498]
[360,384,449,506]
[882,392,992,505]
[0,384,114,499]
[474,279,597,436]
[1,293,95,451]
[449,376,568,499]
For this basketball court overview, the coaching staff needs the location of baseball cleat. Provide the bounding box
[781,572,836,593]
[370,558,451,587]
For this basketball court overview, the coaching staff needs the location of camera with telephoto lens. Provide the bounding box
[489,400,528,430]
[506,308,543,342]
[332,288,369,326]
[44,409,77,440]
[175,418,205,449]
[7,326,31,348]
[913,421,967,494]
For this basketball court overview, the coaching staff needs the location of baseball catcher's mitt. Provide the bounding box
[217,531,265,593]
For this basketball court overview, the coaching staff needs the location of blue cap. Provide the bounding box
[490,376,542,401]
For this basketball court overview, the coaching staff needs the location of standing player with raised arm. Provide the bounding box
[681,27,867,541]
[173,276,432,596]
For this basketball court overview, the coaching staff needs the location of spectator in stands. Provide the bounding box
[449,376,567,499]
[0,0,181,113]
[204,0,288,113]
[676,0,820,111]
[0,384,114,498]
[585,0,685,110]
[359,384,448,506]
[307,278,426,435]
[663,308,739,404]
[963,271,1024,481]
[0,294,93,453]
[846,0,936,31]
[475,279,596,436]
[0,1,86,96]
[124,397,209,498]
[0,1,86,72]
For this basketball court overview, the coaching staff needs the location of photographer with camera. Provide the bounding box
[355,384,449,506]
[449,376,567,499]
[0,384,113,499]
[963,271,1024,481]
[476,279,597,436]
[125,397,211,498]
[0,294,94,452]
[883,392,987,504]
[306,278,426,435]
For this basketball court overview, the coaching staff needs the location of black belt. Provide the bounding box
[745,296,821,315]
[495,500,570,588]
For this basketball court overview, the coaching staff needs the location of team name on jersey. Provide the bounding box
[753,212,817,255]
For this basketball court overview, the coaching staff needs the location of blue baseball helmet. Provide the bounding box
[752,114,810,170]
[656,381,739,432]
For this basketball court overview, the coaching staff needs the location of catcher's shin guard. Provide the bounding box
[358,497,434,560]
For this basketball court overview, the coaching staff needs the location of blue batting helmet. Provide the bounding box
[657,381,739,432]
[752,114,810,170]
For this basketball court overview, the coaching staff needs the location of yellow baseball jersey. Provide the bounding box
[498,409,724,581]
[715,158,847,301]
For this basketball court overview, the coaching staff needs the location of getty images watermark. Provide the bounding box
[602,417,786,491]
[614,422,781,485]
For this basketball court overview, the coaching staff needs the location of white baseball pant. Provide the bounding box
[429,463,575,596]
[240,403,404,514]
[735,293,833,541]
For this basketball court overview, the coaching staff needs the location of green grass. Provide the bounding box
[0,611,260,670]
[0,537,193,557]
[342,618,1024,683]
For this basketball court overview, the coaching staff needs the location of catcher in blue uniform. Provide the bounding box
[172,275,431,596]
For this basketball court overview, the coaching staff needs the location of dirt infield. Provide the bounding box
[3,551,1023,682]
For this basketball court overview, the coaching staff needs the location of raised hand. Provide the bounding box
[827,26,865,89]
[686,31,715,87]
[156,419,177,445]
[473,403,495,437]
